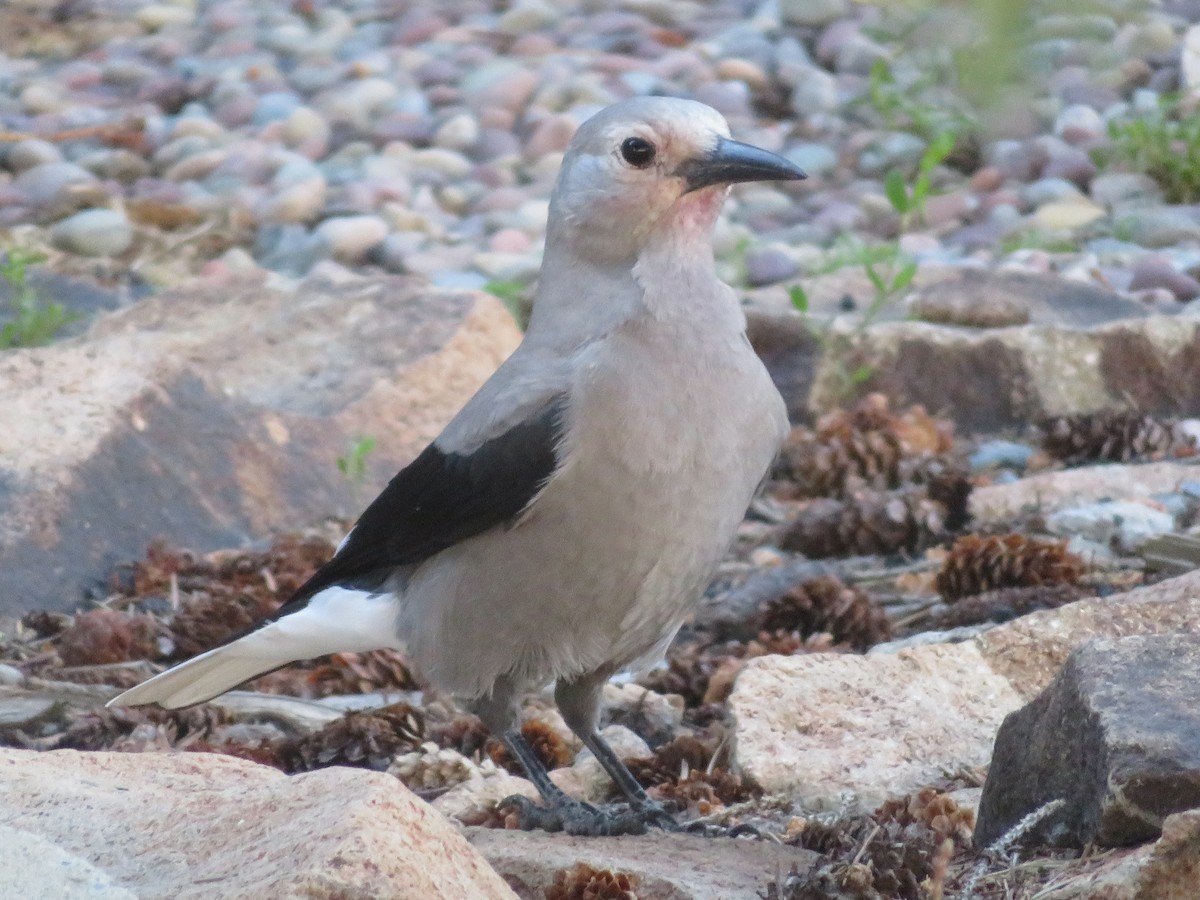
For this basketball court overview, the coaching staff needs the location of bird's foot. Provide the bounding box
[500,795,679,836]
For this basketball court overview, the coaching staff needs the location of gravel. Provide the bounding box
[0,0,1197,313]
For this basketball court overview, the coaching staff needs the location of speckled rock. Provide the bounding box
[0,274,521,615]
[0,749,516,899]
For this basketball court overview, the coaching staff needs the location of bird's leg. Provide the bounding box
[554,673,680,832]
[500,729,653,836]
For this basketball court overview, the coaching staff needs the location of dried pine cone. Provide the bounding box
[279,703,424,772]
[389,741,495,792]
[757,576,891,651]
[254,649,419,698]
[487,719,573,774]
[776,478,969,559]
[776,394,956,499]
[56,608,165,666]
[426,713,491,758]
[1039,410,1197,464]
[20,610,70,639]
[170,591,277,657]
[936,534,1084,601]
[875,788,975,847]
[626,735,711,787]
[930,583,1087,628]
[546,862,639,900]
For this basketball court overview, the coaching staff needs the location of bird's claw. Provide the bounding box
[499,794,678,836]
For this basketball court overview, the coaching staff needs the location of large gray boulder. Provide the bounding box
[975,634,1200,849]
[747,269,1200,431]
[0,271,520,617]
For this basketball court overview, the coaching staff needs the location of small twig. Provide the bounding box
[960,798,1066,899]
[849,823,881,867]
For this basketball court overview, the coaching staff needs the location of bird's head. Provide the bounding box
[545,97,806,265]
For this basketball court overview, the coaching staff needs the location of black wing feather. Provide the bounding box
[280,396,566,610]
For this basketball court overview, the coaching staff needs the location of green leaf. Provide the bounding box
[788,285,809,314]
[923,131,957,171]
[890,259,919,293]
[863,261,887,295]
[851,365,875,384]
[884,170,910,214]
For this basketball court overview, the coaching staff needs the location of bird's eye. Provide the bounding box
[620,136,656,168]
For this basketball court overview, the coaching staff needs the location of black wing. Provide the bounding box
[283,396,566,609]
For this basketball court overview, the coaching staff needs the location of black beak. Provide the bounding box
[678,137,808,193]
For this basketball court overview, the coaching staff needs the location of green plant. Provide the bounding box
[788,246,918,401]
[483,279,530,328]
[337,436,376,485]
[884,131,957,230]
[0,249,77,348]
[1104,95,1200,204]
[863,59,976,148]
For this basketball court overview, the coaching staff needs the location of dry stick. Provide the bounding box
[960,798,1066,899]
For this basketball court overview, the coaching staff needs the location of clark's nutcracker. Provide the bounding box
[110,97,806,835]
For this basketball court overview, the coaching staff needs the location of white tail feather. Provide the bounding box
[107,587,401,709]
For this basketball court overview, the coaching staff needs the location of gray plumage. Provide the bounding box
[109,97,804,832]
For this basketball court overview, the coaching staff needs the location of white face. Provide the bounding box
[548,98,734,262]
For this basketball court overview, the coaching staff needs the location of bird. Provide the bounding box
[109,96,806,835]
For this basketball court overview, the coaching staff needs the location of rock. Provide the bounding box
[0,826,136,900]
[1035,809,1200,899]
[0,749,516,898]
[257,178,327,225]
[0,695,60,729]
[783,142,838,179]
[0,275,521,616]
[1184,25,1200,93]
[1090,172,1163,211]
[971,462,1200,525]
[975,634,1200,848]
[976,569,1200,699]
[744,247,798,286]
[908,287,1030,328]
[1030,197,1106,230]
[797,271,1200,430]
[857,131,927,178]
[5,139,62,172]
[313,215,389,263]
[728,642,1022,810]
[50,209,134,257]
[13,161,101,217]
[1116,207,1200,249]
[789,66,839,118]
[1129,256,1200,301]
[1046,500,1176,552]
[468,829,819,900]
[433,773,540,825]
[779,0,849,27]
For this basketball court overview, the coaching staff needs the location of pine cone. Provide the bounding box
[756,576,892,651]
[56,608,165,666]
[389,741,494,792]
[279,703,424,772]
[487,719,573,774]
[170,591,277,658]
[936,534,1084,601]
[875,787,974,847]
[931,583,1087,628]
[20,610,70,639]
[776,394,956,499]
[776,480,967,559]
[1039,411,1197,464]
[546,862,639,900]
[626,735,712,787]
[270,649,418,698]
[426,713,491,759]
